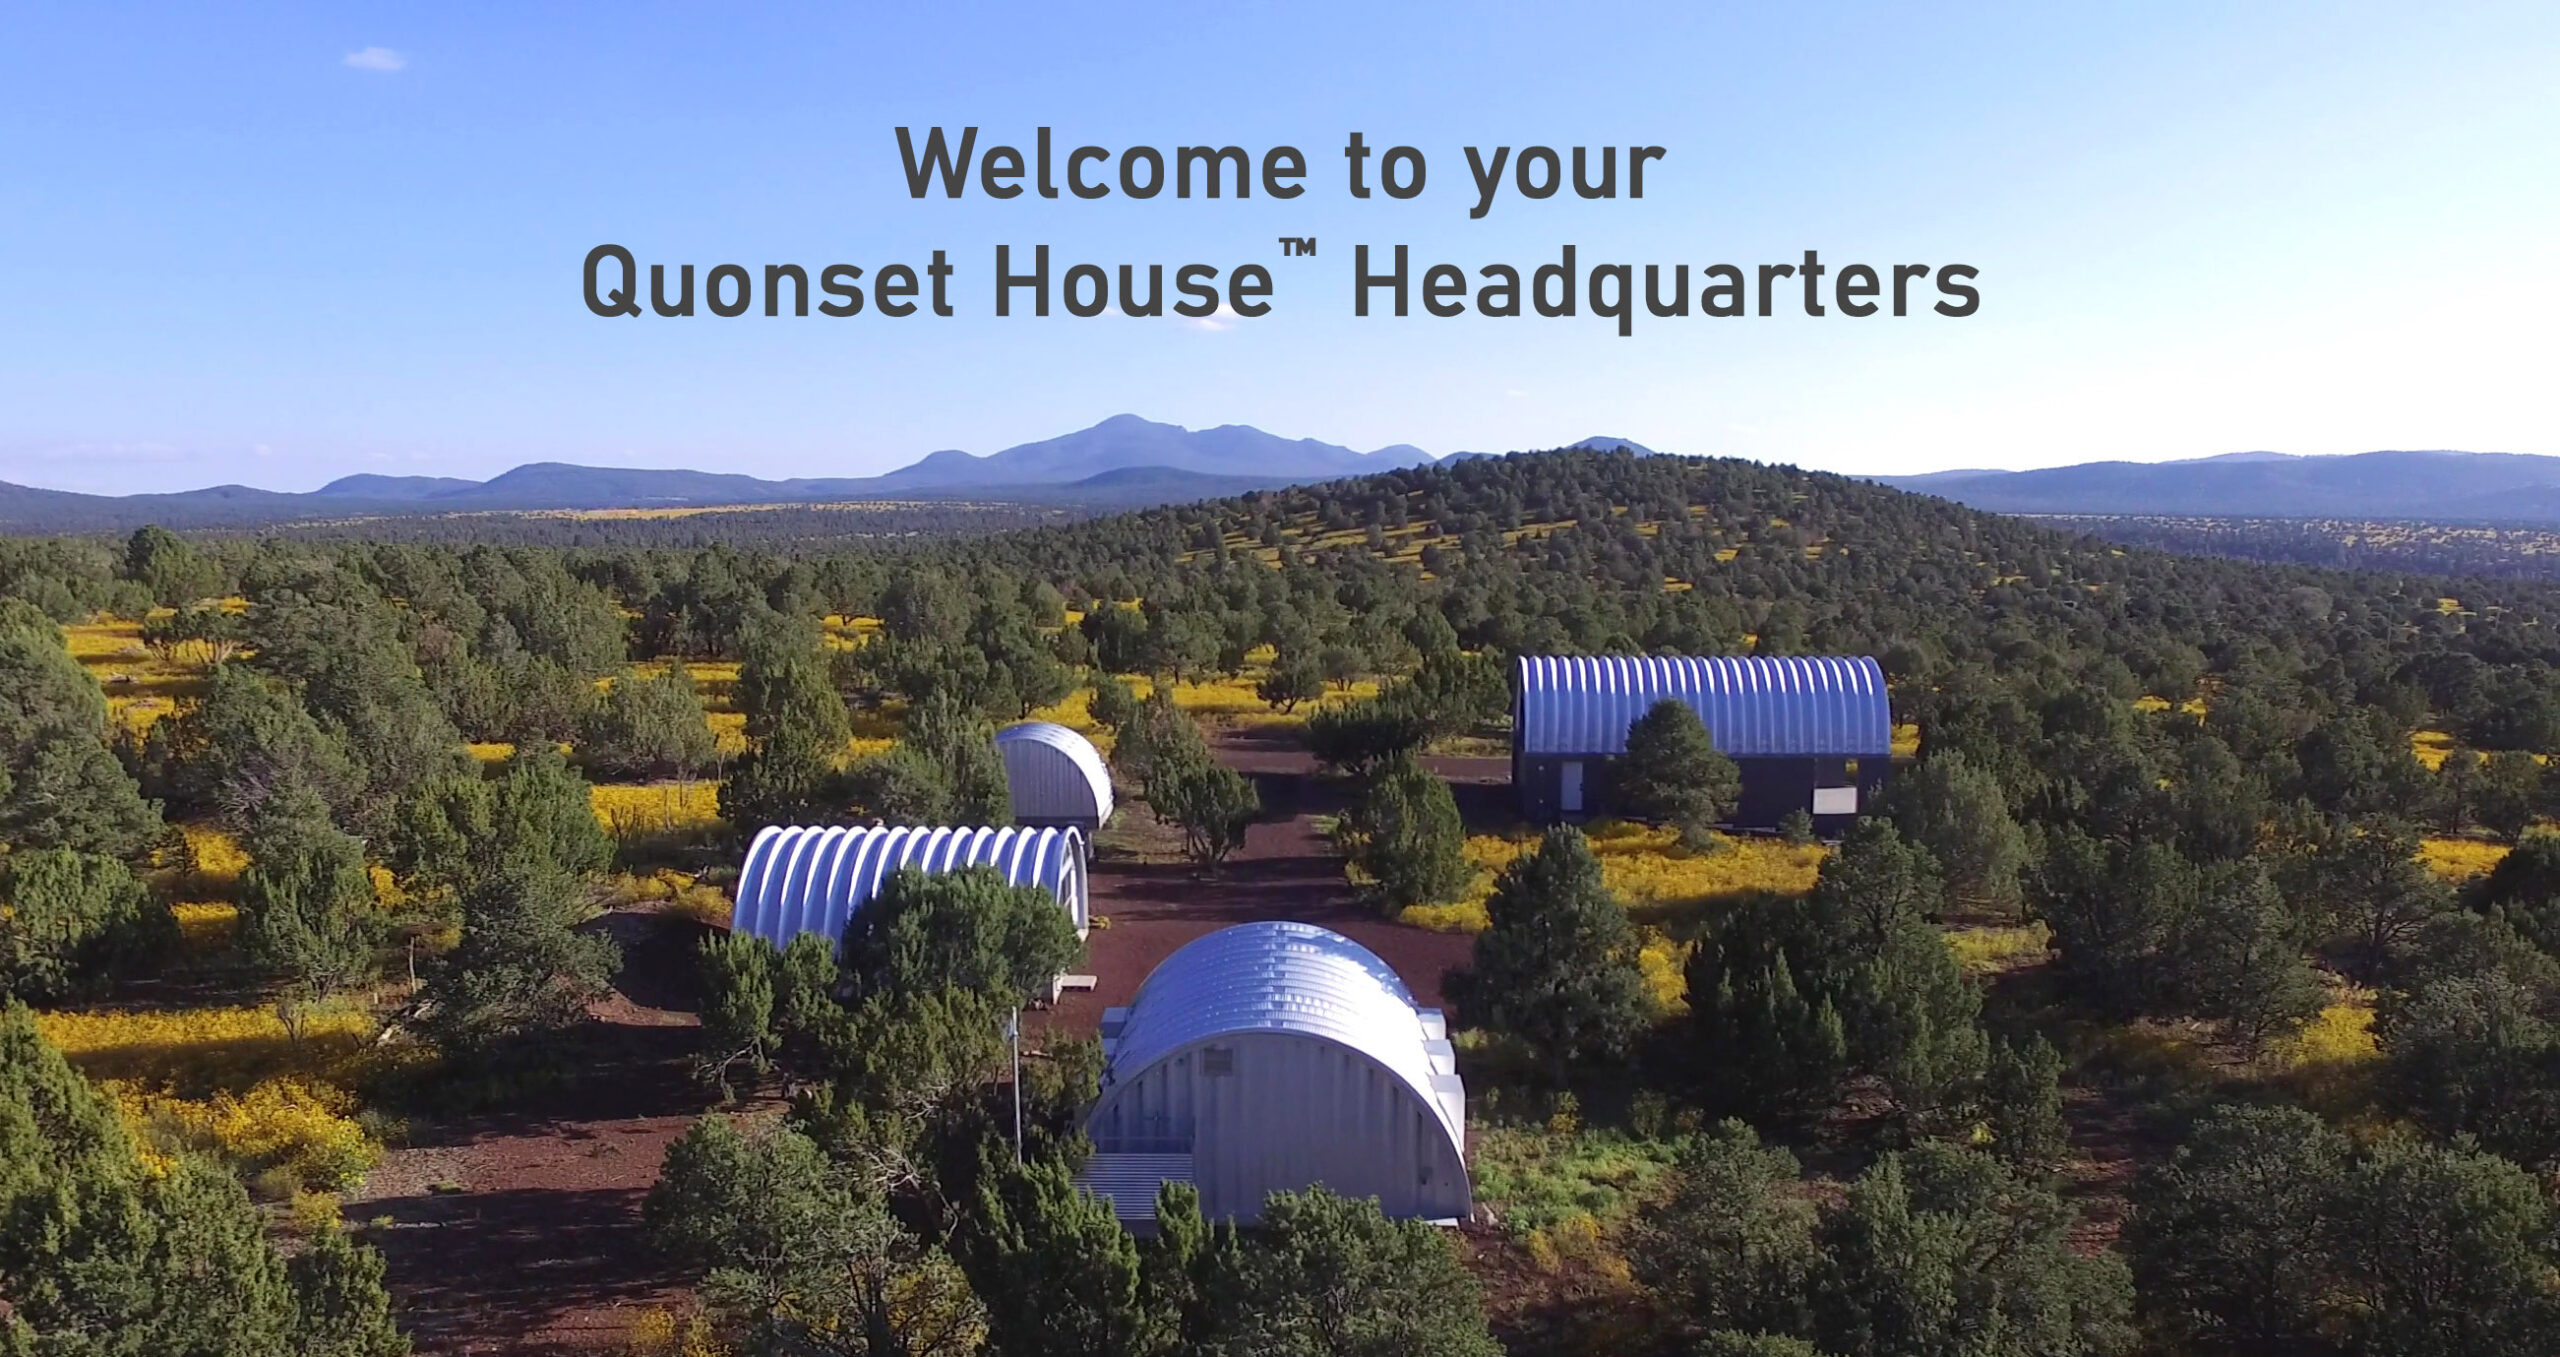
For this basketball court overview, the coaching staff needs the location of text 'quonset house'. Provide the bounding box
[1081,922,1469,1227]
[1512,654,1892,831]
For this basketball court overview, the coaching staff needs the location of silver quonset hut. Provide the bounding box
[1080,922,1469,1227]
[1512,654,1893,832]
[992,721,1115,835]
[730,823,1092,950]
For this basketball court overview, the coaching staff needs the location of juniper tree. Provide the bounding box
[238,792,385,1000]
[0,602,163,859]
[0,847,165,1003]
[580,661,717,781]
[838,866,1081,1009]
[1889,751,2026,916]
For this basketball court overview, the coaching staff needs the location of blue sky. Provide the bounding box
[2,2,2554,494]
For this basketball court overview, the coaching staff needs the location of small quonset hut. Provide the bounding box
[731,823,1091,950]
[992,721,1115,835]
[1512,654,1893,832]
[1080,922,1469,1227]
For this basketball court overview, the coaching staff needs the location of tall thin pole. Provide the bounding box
[1008,1006,1023,1162]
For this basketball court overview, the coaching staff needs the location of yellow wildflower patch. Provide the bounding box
[179,823,249,898]
[2419,836,2506,881]
[106,1077,382,1192]
[591,781,724,839]
[34,1001,388,1094]
[1945,923,2052,977]
[1404,824,1828,936]
[2270,996,2381,1116]
[171,901,240,953]
[2410,729,2456,771]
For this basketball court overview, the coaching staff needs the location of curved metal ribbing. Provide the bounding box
[1513,653,1890,757]
[1099,921,1461,1147]
[994,721,1116,825]
[731,823,1089,950]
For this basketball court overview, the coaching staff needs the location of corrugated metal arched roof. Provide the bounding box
[994,721,1114,826]
[1514,654,1891,758]
[731,823,1089,949]
[1099,922,1463,1149]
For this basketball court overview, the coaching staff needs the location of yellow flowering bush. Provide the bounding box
[109,1077,382,1192]
[2270,997,2381,1116]
[179,822,249,899]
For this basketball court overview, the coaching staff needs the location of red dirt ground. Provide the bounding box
[347,913,720,1356]
[360,729,1481,1354]
[1036,729,1477,1040]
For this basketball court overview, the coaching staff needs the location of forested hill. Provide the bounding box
[20,446,2560,1353]
[946,448,2560,750]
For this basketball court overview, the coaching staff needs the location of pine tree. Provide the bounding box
[696,932,778,1095]
[646,1115,986,1357]
[1218,1187,1502,1357]
[901,689,1012,825]
[580,662,716,780]
[1452,826,1650,1080]
[1811,1146,2134,1357]
[421,860,619,1065]
[963,1155,1166,1357]
[1339,755,1472,912]
[1614,698,1741,845]
[1983,1033,2069,1167]
[1256,651,1325,713]
[838,866,1081,1008]
[1627,1121,1820,1342]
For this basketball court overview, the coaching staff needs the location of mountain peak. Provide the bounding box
[875,415,1435,489]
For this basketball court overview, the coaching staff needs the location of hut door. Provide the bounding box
[1560,761,1585,813]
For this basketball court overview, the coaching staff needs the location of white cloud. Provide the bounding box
[343,46,406,72]
[1183,304,1238,333]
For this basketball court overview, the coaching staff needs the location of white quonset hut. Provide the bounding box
[1081,922,1468,1227]
[992,721,1115,835]
[1512,654,1893,832]
[731,824,1091,951]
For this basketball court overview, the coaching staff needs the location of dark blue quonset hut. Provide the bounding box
[1511,655,1893,832]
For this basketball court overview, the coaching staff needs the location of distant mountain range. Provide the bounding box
[18,430,2552,538]
[1877,450,2560,521]
[2,415,1611,535]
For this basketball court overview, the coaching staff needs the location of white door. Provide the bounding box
[1560,761,1585,813]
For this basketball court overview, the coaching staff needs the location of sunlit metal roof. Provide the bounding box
[1513,654,1891,757]
[1100,921,1463,1147]
[994,721,1114,827]
[731,823,1089,949]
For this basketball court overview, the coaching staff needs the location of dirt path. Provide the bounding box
[1040,729,1476,1038]
[349,913,716,1355]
